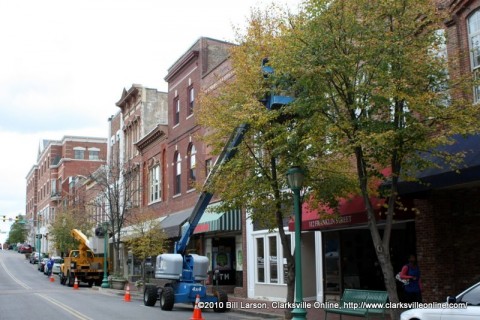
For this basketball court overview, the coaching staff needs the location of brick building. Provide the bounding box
[108,84,168,274]
[158,37,245,292]
[399,0,480,302]
[25,136,107,255]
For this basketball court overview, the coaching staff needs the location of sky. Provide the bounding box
[0,0,302,243]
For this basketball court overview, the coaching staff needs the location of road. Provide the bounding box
[0,250,264,320]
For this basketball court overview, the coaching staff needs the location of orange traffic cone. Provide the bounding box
[49,273,55,282]
[190,294,204,320]
[124,284,131,302]
[73,276,79,290]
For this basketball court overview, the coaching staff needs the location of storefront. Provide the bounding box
[194,205,243,288]
[288,195,416,301]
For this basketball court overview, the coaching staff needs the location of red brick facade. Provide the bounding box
[26,136,107,253]
[414,189,480,302]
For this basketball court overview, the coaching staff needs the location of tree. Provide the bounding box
[200,1,479,319]
[7,216,28,245]
[89,160,141,275]
[197,6,352,319]
[265,0,478,319]
[49,207,94,257]
[124,207,167,284]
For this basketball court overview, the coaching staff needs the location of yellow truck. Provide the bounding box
[59,229,106,287]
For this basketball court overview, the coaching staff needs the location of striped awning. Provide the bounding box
[193,206,241,234]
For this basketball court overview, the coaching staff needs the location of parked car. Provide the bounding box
[44,257,63,275]
[19,244,33,254]
[401,282,480,320]
[29,252,45,264]
[38,258,49,272]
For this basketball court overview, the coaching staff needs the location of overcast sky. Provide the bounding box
[0,0,301,242]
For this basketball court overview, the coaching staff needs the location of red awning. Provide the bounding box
[288,195,387,231]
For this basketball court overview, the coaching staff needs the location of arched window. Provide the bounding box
[174,152,182,195]
[188,143,197,187]
[468,10,480,102]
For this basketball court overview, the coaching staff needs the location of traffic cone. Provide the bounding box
[73,276,79,290]
[49,273,55,282]
[190,294,204,320]
[124,284,131,302]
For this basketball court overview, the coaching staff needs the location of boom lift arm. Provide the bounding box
[175,123,250,255]
[175,59,294,256]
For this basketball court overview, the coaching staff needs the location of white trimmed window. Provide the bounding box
[174,152,182,195]
[255,232,292,285]
[188,143,197,186]
[149,165,161,202]
[88,147,100,160]
[468,10,480,102]
[188,86,195,115]
[174,98,180,125]
[73,147,85,159]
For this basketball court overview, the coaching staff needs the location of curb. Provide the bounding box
[92,287,284,319]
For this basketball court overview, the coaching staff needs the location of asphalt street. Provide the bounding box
[0,249,266,320]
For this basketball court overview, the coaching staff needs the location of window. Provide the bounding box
[468,11,480,102]
[282,234,291,283]
[188,86,195,115]
[256,238,265,283]
[149,165,161,202]
[174,152,181,195]
[205,159,212,177]
[88,148,100,160]
[74,147,85,160]
[174,98,180,125]
[188,144,197,187]
[269,236,278,283]
[255,233,292,285]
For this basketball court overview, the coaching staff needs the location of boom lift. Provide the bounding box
[59,229,106,287]
[143,60,293,311]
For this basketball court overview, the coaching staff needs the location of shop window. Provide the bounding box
[256,238,265,283]
[269,236,278,283]
[255,232,292,285]
[282,234,291,283]
[324,232,341,293]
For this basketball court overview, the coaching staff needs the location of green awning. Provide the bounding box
[193,205,241,234]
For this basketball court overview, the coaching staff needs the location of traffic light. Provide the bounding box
[2,215,5,222]
[15,216,19,221]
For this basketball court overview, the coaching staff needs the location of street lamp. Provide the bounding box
[36,215,42,259]
[286,166,307,320]
[101,222,110,288]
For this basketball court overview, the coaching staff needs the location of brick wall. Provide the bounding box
[415,188,480,302]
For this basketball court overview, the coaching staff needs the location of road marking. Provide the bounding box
[0,258,31,289]
[1,254,92,320]
[36,294,93,320]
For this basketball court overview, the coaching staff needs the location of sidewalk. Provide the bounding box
[93,285,389,320]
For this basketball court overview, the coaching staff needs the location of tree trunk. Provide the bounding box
[270,157,295,319]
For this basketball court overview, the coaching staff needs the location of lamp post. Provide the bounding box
[286,166,307,320]
[36,215,41,260]
[101,222,110,288]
